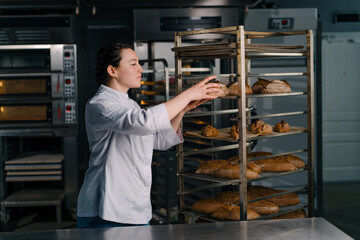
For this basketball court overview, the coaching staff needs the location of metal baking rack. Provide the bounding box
[173,25,314,222]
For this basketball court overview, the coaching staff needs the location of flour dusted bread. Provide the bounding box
[227,81,253,95]
[201,125,218,137]
[273,120,290,133]
[190,198,224,214]
[252,78,291,94]
[211,205,260,220]
[207,81,229,97]
[195,159,229,175]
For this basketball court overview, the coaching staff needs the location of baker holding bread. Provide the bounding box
[77,43,221,228]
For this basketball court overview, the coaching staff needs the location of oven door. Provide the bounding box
[0,73,76,98]
[0,99,75,127]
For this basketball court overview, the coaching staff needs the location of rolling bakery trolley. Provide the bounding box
[173,26,314,222]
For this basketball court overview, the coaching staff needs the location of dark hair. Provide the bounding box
[95,43,133,86]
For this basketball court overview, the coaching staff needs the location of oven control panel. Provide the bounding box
[63,45,76,71]
[64,73,76,97]
[65,99,76,124]
[268,17,294,30]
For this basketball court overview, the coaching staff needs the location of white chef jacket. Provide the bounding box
[77,84,183,224]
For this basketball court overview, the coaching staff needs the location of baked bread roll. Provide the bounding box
[211,205,260,220]
[201,125,219,137]
[207,81,229,97]
[273,209,307,219]
[273,120,290,133]
[213,164,260,179]
[252,78,291,94]
[190,198,224,214]
[227,81,253,95]
[230,125,239,140]
[195,159,229,175]
[256,123,273,134]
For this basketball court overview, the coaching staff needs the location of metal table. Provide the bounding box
[0,218,353,240]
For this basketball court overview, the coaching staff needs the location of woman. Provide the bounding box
[77,43,221,228]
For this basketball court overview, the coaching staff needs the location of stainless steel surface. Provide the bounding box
[246,110,307,120]
[0,218,353,240]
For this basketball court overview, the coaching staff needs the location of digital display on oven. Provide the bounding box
[0,50,50,69]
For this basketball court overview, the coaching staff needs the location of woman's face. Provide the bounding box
[111,48,143,92]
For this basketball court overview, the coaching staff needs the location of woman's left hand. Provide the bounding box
[183,99,209,113]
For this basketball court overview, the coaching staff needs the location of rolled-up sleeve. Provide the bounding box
[153,123,183,151]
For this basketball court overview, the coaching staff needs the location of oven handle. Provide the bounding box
[0,73,54,77]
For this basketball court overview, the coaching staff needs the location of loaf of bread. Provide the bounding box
[227,156,262,174]
[195,159,229,175]
[215,191,240,205]
[256,123,273,134]
[252,78,291,94]
[213,164,260,179]
[250,120,265,133]
[190,198,224,214]
[253,157,297,172]
[201,125,219,137]
[282,154,305,168]
[248,186,300,207]
[207,81,229,97]
[227,81,253,95]
[273,209,307,219]
[248,199,280,215]
[273,120,290,133]
[211,205,260,220]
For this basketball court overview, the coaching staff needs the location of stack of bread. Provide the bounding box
[190,185,304,221]
[204,77,292,98]
[249,120,291,134]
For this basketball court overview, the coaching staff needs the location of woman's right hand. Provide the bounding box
[185,75,221,101]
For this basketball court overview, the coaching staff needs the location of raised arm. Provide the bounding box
[164,75,220,120]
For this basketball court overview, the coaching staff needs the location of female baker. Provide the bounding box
[77,43,220,228]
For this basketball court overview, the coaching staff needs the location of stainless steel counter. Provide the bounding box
[0,217,353,240]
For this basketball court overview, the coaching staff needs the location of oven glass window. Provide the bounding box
[0,105,48,121]
[0,78,48,95]
[0,50,50,69]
